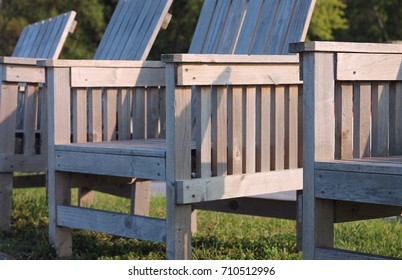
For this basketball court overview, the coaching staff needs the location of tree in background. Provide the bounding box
[308,0,348,40]
[1,0,401,59]
[337,0,402,42]
[0,0,105,58]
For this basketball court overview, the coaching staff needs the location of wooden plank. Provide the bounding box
[301,52,336,259]
[228,86,243,175]
[194,197,297,220]
[165,63,192,259]
[315,248,397,260]
[286,85,299,168]
[177,64,301,86]
[286,0,316,45]
[371,82,389,157]
[0,173,13,230]
[256,86,271,172]
[55,150,165,180]
[337,53,402,81]
[290,41,402,54]
[389,82,402,155]
[72,89,87,143]
[3,65,45,83]
[132,87,146,139]
[23,85,38,154]
[38,84,47,155]
[243,86,256,173]
[176,168,303,204]
[117,88,132,140]
[71,67,165,87]
[88,88,103,142]
[0,155,46,172]
[315,169,402,206]
[57,206,166,243]
[188,0,216,53]
[335,83,353,159]
[212,86,228,176]
[234,0,264,54]
[316,160,402,176]
[216,0,247,54]
[353,83,371,158]
[196,86,212,178]
[103,89,117,141]
[272,86,285,170]
[146,87,160,138]
[0,83,18,154]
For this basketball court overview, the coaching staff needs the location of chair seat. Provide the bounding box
[315,156,402,207]
[54,139,166,180]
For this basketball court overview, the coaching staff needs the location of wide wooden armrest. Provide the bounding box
[38,59,165,87]
[162,54,301,86]
[37,59,164,68]
[290,41,402,54]
[1,56,41,66]
[162,53,299,64]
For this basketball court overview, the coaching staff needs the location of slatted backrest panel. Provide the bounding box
[69,86,166,144]
[194,83,302,177]
[334,52,402,159]
[189,0,315,55]
[12,11,76,59]
[93,0,173,60]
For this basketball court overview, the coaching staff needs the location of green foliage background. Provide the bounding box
[0,0,401,58]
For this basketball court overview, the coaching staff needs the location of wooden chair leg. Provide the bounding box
[48,171,72,257]
[0,173,13,231]
[78,188,95,208]
[131,180,151,216]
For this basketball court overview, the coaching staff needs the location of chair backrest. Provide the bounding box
[189,0,315,55]
[94,0,173,60]
[12,11,77,59]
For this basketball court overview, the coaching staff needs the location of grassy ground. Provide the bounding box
[0,188,401,260]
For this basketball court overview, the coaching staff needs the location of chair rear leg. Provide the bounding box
[48,171,72,257]
[0,173,13,231]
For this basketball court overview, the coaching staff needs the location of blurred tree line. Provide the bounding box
[0,0,401,59]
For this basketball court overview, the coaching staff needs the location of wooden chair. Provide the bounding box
[0,0,173,232]
[0,11,77,231]
[43,0,315,259]
[291,41,402,259]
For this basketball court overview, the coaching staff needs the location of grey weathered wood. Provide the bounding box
[12,11,76,59]
[315,248,397,260]
[94,0,173,60]
[57,206,165,243]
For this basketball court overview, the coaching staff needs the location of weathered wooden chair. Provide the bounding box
[291,41,402,259]
[43,0,315,259]
[0,11,77,231]
[0,0,173,232]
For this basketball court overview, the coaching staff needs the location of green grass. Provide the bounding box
[0,188,401,259]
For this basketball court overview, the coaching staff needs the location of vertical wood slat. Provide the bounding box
[72,89,87,143]
[228,86,243,175]
[0,83,19,153]
[353,82,371,158]
[371,82,389,157]
[23,85,38,154]
[243,86,256,173]
[159,87,167,139]
[390,82,402,155]
[132,87,146,139]
[286,85,299,168]
[88,88,102,142]
[272,85,285,170]
[335,83,353,160]
[256,85,271,172]
[196,86,212,178]
[38,84,47,154]
[117,88,132,140]
[103,89,117,141]
[147,87,160,138]
[212,86,228,176]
